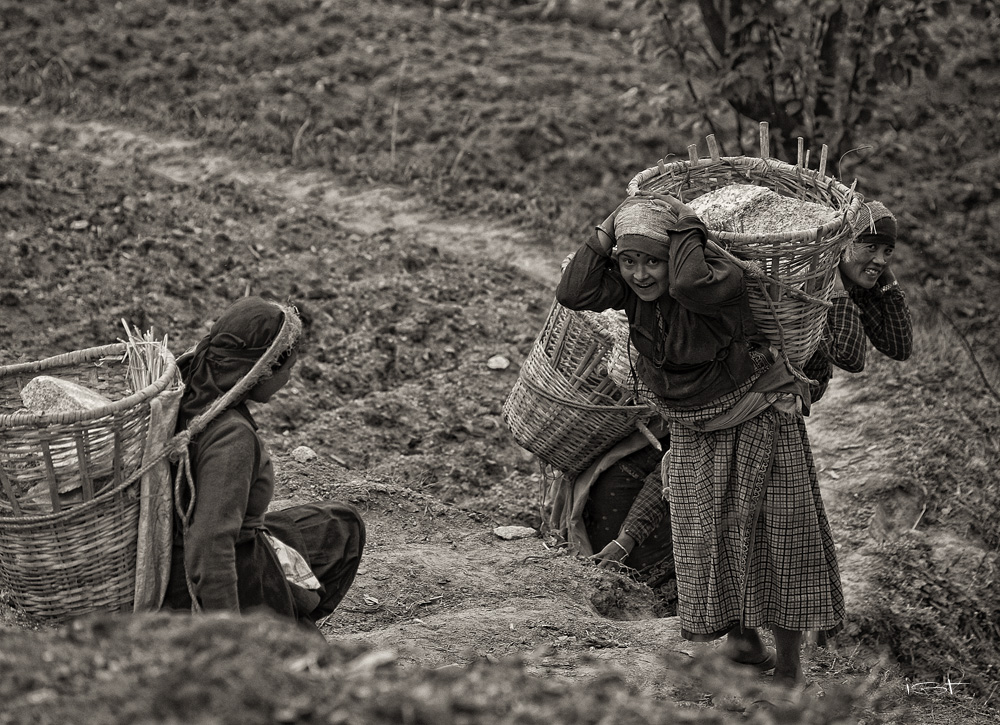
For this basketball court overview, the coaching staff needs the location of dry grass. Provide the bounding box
[851,306,1000,548]
[836,296,1000,703]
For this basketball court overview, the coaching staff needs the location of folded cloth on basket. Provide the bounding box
[133,385,183,613]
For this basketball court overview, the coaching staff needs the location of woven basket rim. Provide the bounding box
[514,375,650,413]
[627,155,862,245]
[0,343,178,428]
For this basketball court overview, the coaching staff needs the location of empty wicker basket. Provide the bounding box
[502,300,650,475]
[0,343,180,621]
[627,126,863,371]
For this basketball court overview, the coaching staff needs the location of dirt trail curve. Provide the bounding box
[0,104,874,703]
[0,104,561,289]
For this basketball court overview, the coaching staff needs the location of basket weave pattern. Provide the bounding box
[0,344,179,620]
[628,154,862,368]
[605,316,637,392]
[502,302,649,475]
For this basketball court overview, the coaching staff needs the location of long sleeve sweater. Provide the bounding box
[556,218,765,408]
[803,285,913,403]
[182,404,274,611]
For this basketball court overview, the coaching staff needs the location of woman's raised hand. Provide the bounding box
[595,198,634,251]
[640,191,697,220]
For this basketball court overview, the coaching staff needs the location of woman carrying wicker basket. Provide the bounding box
[164,297,365,629]
[556,195,843,688]
[803,201,913,404]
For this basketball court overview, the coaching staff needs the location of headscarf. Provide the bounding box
[613,197,678,260]
[850,200,896,247]
[177,297,299,424]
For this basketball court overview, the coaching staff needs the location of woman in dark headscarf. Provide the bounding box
[802,200,913,404]
[164,296,365,628]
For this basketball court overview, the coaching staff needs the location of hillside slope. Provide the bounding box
[1,104,996,724]
[1,0,998,722]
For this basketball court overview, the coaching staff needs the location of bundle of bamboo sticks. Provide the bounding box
[118,320,172,394]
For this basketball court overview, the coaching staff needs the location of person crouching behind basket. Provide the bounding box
[164,296,365,629]
[803,200,913,404]
[556,195,845,688]
[548,418,676,614]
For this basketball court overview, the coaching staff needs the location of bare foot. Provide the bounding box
[772,667,803,688]
[720,628,775,670]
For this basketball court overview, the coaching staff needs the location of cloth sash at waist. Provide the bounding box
[655,353,810,432]
[263,532,322,590]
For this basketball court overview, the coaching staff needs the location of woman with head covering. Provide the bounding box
[547,418,676,612]
[164,296,365,629]
[556,194,844,689]
[803,200,913,404]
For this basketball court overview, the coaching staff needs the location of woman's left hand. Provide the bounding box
[876,266,897,287]
[641,192,697,220]
[589,535,634,570]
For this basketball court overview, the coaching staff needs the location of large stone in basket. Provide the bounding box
[689,185,839,238]
[16,376,118,506]
[20,375,114,415]
[627,154,862,369]
[502,301,649,475]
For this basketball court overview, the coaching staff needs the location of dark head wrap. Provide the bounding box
[177,297,300,425]
[850,200,897,247]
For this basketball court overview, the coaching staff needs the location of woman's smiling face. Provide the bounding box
[618,250,669,301]
[839,237,894,289]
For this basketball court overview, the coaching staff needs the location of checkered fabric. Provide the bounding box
[803,284,912,403]
[850,285,912,359]
[650,375,845,640]
[620,466,669,545]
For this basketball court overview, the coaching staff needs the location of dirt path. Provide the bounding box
[0,105,560,290]
[0,104,886,709]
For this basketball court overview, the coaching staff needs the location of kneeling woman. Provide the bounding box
[165,297,365,628]
[548,420,676,612]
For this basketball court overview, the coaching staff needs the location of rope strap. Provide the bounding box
[705,239,832,309]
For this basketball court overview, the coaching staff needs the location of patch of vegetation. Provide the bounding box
[2,0,999,717]
[842,308,1000,696]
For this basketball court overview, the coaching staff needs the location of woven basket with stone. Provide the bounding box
[626,124,863,374]
[0,305,301,622]
[0,343,181,620]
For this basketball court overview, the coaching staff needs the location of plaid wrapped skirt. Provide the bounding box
[654,379,844,640]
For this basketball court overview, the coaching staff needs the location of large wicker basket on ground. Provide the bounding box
[502,300,650,475]
[0,343,179,621]
[627,128,863,371]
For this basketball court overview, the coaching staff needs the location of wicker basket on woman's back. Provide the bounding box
[502,300,651,476]
[0,342,180,621]
[626,125,863,378]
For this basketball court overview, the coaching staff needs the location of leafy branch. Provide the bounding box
[633,0,998,159]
